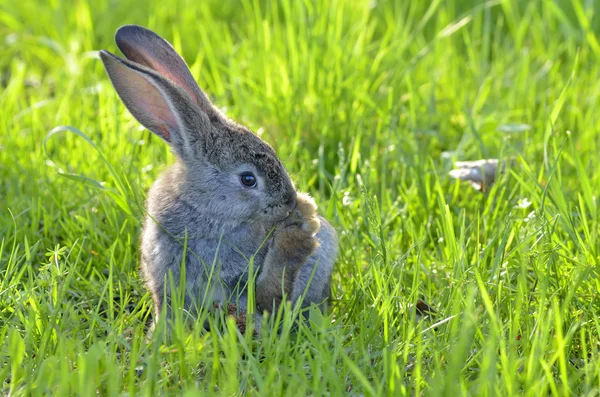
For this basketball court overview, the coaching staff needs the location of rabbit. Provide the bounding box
[98,25,338,332]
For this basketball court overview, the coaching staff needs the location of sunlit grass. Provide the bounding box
[1,0,600,395]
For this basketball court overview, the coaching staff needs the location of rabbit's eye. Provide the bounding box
[240,172,257,188]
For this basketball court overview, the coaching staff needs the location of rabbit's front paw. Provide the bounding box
[273,226,319,268]
[273,192,321,267]
[295,192,320,235]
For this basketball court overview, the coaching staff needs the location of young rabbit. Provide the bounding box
[99,25,338,331]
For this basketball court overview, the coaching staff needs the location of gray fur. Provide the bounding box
[99,25,338,329]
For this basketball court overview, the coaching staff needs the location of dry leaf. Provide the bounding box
[449,158,511,192]
[213,303,255,335]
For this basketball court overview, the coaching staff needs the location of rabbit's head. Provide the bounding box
[99,25,297,224]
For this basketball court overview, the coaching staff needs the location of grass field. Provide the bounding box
[2,0,600,395]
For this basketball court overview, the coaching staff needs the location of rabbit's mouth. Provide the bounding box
[283,199,298,219]
[263,196,297,221]
[262,205,293,223]
[276,209,294,222]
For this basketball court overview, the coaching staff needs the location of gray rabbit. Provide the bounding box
[99,25,338,331]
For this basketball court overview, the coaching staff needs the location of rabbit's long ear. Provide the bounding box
[100,50,203,152]
[114,25,217,117]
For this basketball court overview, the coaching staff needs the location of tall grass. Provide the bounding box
[1,0,600,395]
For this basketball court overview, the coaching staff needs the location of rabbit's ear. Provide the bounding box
[114,25,216,117]
[100,49,199,150]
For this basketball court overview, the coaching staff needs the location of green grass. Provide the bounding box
[2,0,600,395]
